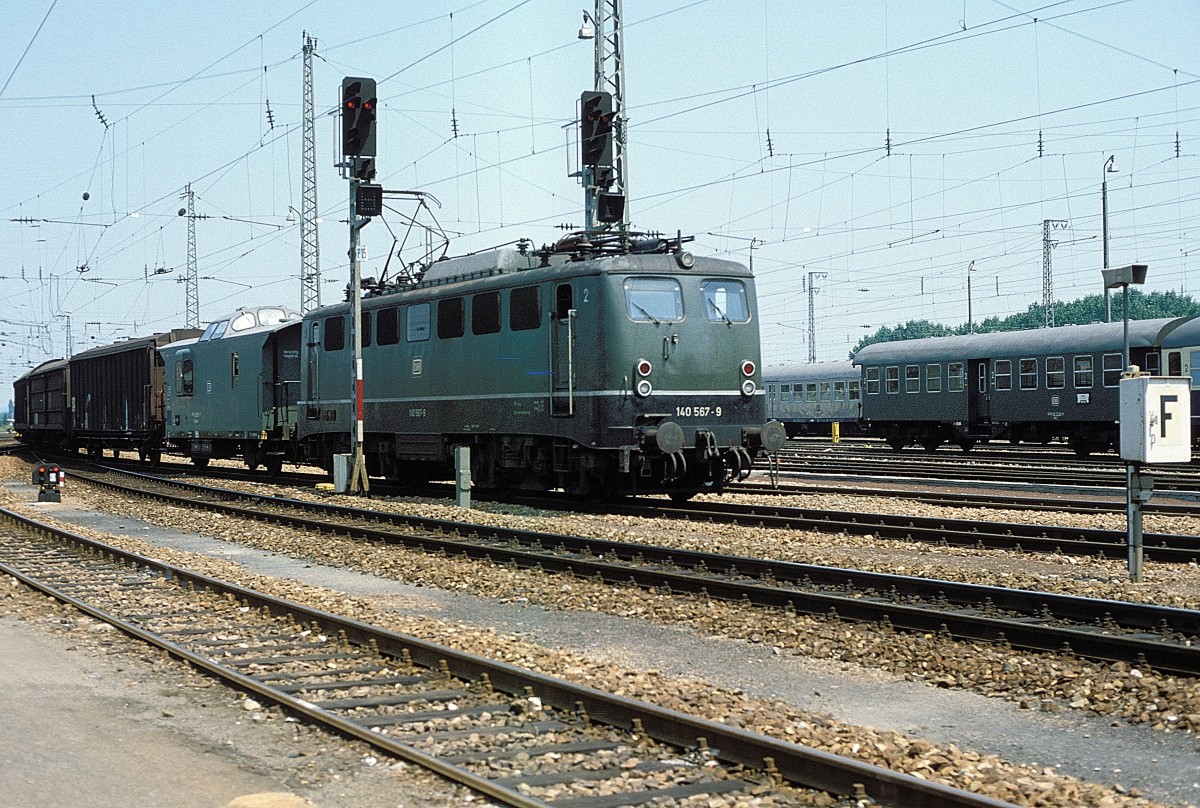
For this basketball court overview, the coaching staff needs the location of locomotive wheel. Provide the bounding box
[192,456,210,469]
[921,439,941,453]
[265,456,284,477]
[668,490,697,503]
[956,439,975,452]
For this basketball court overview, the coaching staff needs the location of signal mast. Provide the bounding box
[579,0,627,233]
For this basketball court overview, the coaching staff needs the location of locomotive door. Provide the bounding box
[550,283,575,417]
[968,358,991,426]
[304,320,321,419]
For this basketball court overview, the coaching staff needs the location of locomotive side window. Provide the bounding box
[849,380,861,401]
[926,364,942,393]
[438,298,465,339]
[1074,356,1094,387]
[885,366,899,394]
[361,311,372,347]
[624,278,683,322]
[904,365,919,393]
[230,352,239,388]
[700,280,749,323]
[994,360,1012,391]
[865,367,880,394]
[324,316,345,352]
[1046,357,1065,389]
[407,303,431,342]
[176,356,194,397]
[377,307,400,345]
[833,381,846,401]
[510,286,541,331]
[948,362,965,392]
[472,292,501,335]
[1102,353,1122,386]
[1019,358,1038,390]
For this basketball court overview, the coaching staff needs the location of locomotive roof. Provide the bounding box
[309,248,751,317]
[69,328,204,362]
[763,360,857,382]
[852,317,1190,365]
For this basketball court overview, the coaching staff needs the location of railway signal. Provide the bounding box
[580,90,613,169]
[341,77,377,157]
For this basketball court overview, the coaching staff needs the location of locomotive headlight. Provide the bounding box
[636,379,653,397]
[636,358,653,377]
[741,379,757,396]
[740,360,756,377]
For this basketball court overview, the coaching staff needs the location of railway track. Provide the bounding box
[0,507,1015,808]
[65,466,1200,677]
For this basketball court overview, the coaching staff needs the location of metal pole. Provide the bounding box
[348,168,369,495]
[1127,464,1144,582]
[1103,177,1111,322]
[967,272,972,332]
[1122,284,1130,373]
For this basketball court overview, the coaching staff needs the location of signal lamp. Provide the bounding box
[635,379,653,397]
[740,360,756,377]
[741,379,757,396]
[636,359,652,377]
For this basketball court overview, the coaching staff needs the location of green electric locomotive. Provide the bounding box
[295,237,785,498]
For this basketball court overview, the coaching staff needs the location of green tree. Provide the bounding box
[850,290,1200,357]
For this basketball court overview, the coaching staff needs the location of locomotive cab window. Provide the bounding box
[700,280,749,323]
[624,277,683,323]
[230,311,256,332]
[510,286,541,331]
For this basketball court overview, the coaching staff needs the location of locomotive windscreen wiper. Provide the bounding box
[631,302,661,325]
[708,299,733,326]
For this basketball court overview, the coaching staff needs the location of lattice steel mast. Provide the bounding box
[181,184,198,328]
[300,32,321,312]
[589,0,627,230]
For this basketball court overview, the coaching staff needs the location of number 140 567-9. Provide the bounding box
[675,406,721,417]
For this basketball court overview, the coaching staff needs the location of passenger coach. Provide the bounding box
[854,318,1188,454]
[764,361,861,437]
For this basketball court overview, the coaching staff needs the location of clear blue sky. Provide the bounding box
[1,0,1197,398]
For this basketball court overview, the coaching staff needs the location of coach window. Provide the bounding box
[1102,353,1122,386]
[865,367,880,394]
[806,383,818,402]
[849,379,861,401]
[1167,351,1181,377]
[377,307,400,345]
[472,292,501,335]
[885,366,900,394]
[625,277,683,322]
[778,384,790,402]
[1191,351,1200,387]
[833,381,846,401]
[948,362,965,392]
[700,280,750,323]
[767,383,777,401]
[926,364,942,393]
[510,286,541,331]
[819,381,832,401]
[324,316,345,352]
[1144,351,1160,375]
[230,352,239,388]
[176,356,194,397]
[438,298,465,339]
[1019,358,1038,390]
[1074,356,1094,388]
[994,359,1012,391]
[407,303,430,342]
[1046,356,1065,389]
[903,365,919,393]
